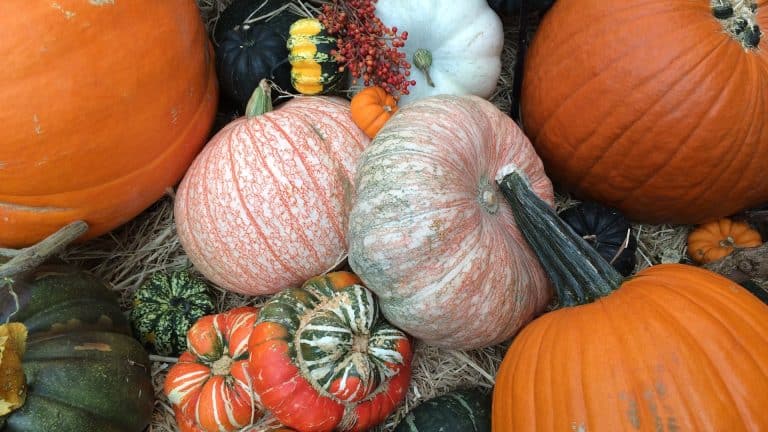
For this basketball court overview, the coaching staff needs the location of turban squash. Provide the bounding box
[348,94,553,349]
[522,0,768,223]
[248,272,412,432]
[491,166,768,431]
[0,0,217,247]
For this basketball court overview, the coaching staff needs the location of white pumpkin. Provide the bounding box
[375,0,504,106]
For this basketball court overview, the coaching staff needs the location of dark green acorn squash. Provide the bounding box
[216,23,293,110]
[212,0,301,46]
[129,270,215,356]
[393,388,491,432]
[558,201,638,277]
[0,265,129,335]
[0,264,154,432]
[487,0,555,16]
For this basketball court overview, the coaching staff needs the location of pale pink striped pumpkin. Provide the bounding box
[175,95,369,295]
[348,95,554,349]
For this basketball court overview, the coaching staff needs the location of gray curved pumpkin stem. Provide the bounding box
[0,220,89,279]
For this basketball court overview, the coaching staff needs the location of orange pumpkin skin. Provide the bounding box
[492,264,768,431]
[164,307,262,432]
[0,0,217,248]
[521,0,768,224]
[350,86,398,138]
[687,218,763,264]
[174,96,369,296]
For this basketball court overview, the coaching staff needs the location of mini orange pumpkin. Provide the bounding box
[350,86,398,138]
[164,307,262,432]
[687,218,762,264]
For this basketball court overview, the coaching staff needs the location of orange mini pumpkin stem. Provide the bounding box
[496,168,622,306]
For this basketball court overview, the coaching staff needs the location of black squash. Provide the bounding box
[487,0,555,16]
[0,264,154,432]
[393,387,491,432]
[216,23,293,110]
[212,0,301,45]
[558,201,638,276]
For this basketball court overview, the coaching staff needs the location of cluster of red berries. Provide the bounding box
[319,0,416,98]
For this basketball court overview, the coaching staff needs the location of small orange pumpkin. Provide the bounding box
[164,307,262,432]
[350,86,398,138]
[687,218,762,264]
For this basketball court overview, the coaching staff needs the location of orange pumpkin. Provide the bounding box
[164,307,262,432]
[0,0,217,247]
[521,0,768,224]
[350,86,398,138]
[687,218,762,264]
[175,83,369,296]
[492,167,768,431]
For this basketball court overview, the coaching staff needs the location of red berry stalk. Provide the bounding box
[318,0,416,99]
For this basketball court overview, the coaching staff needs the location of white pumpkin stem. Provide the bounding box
[0,221,88,280]
[245,79,275,118]
[413,48,435,87]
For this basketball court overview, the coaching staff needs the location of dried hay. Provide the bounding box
[57,1,695,431]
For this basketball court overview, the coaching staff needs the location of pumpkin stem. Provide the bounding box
[712,0,761,49]
[211,354,235,376]
[496,167,622,307]
[245,79,274,118]
[413,48,435,87]
[0,221,88,280]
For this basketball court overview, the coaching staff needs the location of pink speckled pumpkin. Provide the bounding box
[175,88,369,295]
[348,95,553,349]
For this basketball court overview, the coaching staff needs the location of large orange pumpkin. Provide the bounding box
[521,0,768,224]
[348,95,553,349]
[0,0,218,247]
[492,167,768,431]
[175,84,370,295]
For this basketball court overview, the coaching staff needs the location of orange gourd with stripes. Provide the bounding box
[164,307,261,432]
[174,87,369,296]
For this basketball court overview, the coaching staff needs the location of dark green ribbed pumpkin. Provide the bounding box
[393,388,492,432]
[486,0,555,15]
[212,0,301,46]
[286,18,341,95]
[216,23,293,110]
[0,264,129,335]
[0,264,154,432]
[558,201,638,277]
[129,270,215,356]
